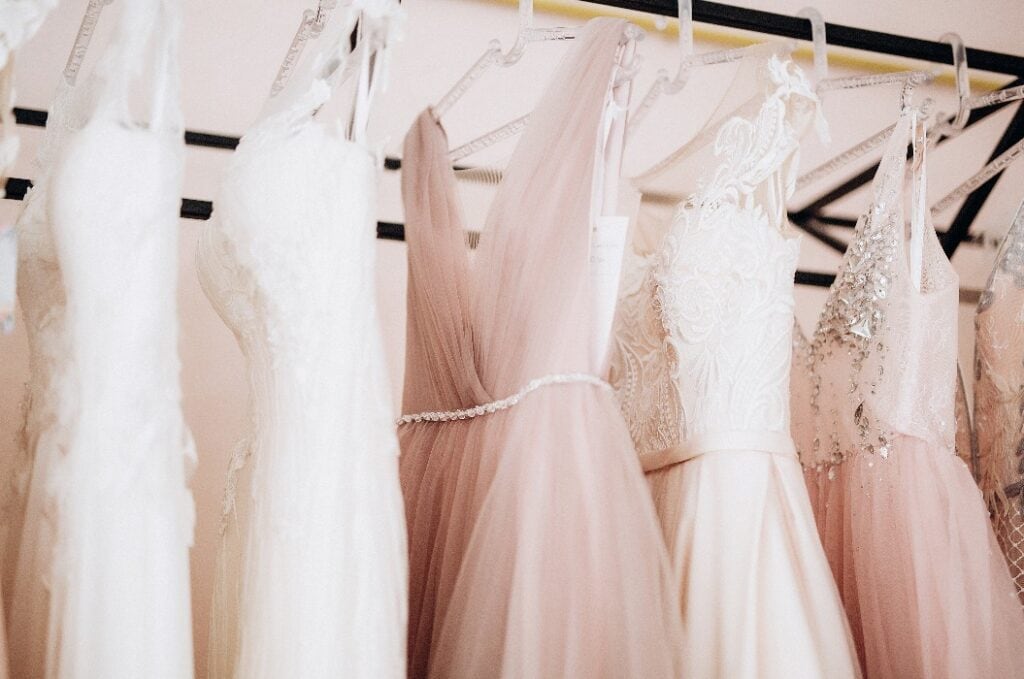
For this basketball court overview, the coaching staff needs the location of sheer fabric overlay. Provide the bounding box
[974,201,1024,606]
[399,18,683,679]
[6,1,196,677]
[199,3,407,678]
[609,52,860,679]
[800,108,1024,678]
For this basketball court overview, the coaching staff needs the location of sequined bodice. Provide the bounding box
[611,55,817,459]
[804,109,959,469]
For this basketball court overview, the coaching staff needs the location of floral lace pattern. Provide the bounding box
[611,55,817,456]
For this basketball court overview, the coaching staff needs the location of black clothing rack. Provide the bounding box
[5,0,1024,290]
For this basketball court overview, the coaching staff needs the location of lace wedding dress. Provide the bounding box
[199,3,407,677]
[799,106,1024,678]
[609,51,860,678]
[974,200,1024,606]
[399,18,682,679]
[7,1,195,676]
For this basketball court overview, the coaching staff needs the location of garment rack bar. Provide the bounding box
[589,0,1024,76]
[0,175,835,291]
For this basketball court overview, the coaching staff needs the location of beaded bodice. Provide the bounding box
[803,109,958,470]
[610,55,817,462]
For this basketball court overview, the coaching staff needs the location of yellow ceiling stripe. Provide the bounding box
[478,0,1011,92]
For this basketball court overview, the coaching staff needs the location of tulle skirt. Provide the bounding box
[399,385,683,679]
[647,448,861,679]
[804,436,1024,679]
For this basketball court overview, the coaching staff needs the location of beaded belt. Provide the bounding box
[640,429,797,472]
[396,373,612,426]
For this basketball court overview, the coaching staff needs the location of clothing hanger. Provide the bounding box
[793,7,934,191]
[628,0,789,133]
[924,33,1024,215]
[432,0,578,121]
[63,0,115,85]
[441,0,642,162]
[269,0,337,97]
[930,135,1024,215]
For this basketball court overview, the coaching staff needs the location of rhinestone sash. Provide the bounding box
[396,373,612,425]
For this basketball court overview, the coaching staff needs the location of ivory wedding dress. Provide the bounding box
[399,18,682,679]
[8,1,195,677]
[974,200,1024,605]
[199,3,407,677]
[800,106,1024,678]
[609,51,860,678]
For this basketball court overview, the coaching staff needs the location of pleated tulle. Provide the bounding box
[805,437,1024,679]
[399,18,683,678]
[402,389,683,679]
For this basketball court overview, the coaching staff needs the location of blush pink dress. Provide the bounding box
[398,18,682,679]
[800,105,1024,678]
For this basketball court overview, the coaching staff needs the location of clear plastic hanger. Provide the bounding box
[628,0,788,132]
[269,0,337,97]
[925,32,1024,215]
[63,0,115,85]
[798,8,933,94]
[933,32,971,136]
[930,33,1024,133]
[432,0,579,122]
[793,7,934,190]
[443,0,643,162]
[930,135,1024,214]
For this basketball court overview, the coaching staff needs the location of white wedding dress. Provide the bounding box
[610,52,860,678]
[7,1,195,677]
[199,3,407,677]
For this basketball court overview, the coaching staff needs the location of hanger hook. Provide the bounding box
[797,7,827,88]
[677,0,693,59]
[500,0,534,63]
[939,32,970,132]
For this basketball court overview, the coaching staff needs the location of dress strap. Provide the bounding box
[89,0,181,133]
[908,108,928,291]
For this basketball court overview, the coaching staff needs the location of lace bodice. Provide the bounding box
[199,6,408,678]
[805,108,959,470]
[611,54,817,462]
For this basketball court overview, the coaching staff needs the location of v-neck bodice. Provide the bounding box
[401,18,633,415]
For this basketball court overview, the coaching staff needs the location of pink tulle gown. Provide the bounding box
[798,104,1024,678]
[397,18,683,679]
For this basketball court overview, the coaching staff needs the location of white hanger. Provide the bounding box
[628,0,789,132]
[63,0,115,85]
[794,7,934,190]
[443,0,642,162]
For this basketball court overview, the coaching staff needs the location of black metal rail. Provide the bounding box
[7,0,1024,287]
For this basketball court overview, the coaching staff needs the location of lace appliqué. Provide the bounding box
[612,54,815,451]
[610,248,682,456]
